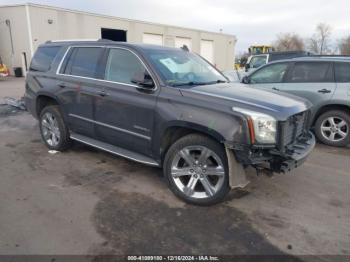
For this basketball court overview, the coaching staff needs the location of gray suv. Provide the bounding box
[25,40,315,205]
[242,57,350,147]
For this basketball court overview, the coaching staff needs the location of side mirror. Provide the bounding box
[131,71,155,89]
[245,63,250,71]
[242,75,250,84]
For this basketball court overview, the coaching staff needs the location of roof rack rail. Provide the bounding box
[309,54,350,57]
[97,38,115,42]
[45,39,99,43]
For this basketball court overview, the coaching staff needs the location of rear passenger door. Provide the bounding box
[334,62,350,99]
[94,47,158,157]
[56,46,105,138]
[280,61,336,114]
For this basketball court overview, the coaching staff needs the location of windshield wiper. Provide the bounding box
[201,79,227,85]
[171,81,209,87]
[170,79,227,87]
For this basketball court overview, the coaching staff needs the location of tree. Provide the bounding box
[338,36,350,55]
[308,23,332,54]
[273,33,305,51]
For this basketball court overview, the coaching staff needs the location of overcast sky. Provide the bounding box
[1,0,349,53]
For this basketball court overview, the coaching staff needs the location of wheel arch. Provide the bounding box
[312,104,350,126]
[158,121,226,163]
[36,94,60,117]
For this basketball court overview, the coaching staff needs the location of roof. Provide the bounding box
[291,56,350,62]
[0,2,236,40]
[265,56,350,64]
[42,39,187,52]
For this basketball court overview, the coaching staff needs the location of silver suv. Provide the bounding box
[242,57,350,147]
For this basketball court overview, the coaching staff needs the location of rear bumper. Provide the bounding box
[24,92,37,119]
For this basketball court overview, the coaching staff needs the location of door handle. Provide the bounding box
[58,82,66,88]
[97,90,109,97]
[272,87,279,91]
[318,88,331,94]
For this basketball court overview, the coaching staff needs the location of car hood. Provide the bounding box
[180,83,312,120]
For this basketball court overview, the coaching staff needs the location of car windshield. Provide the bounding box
[249,55,267,68]
[144,49,227,87]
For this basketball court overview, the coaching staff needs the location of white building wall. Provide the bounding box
[0,5,32,74]
[0,4,236,73]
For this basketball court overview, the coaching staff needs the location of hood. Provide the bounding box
[180,83,312,120]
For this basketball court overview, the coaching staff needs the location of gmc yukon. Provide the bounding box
[25,40,315,205]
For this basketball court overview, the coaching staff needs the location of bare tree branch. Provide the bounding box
[338,36,350,55]
[308,23,332,54]
[273,33,305,51]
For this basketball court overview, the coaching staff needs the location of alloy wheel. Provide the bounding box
[320,116,348,142]
[170,145,225,199]
[41,112,61,147]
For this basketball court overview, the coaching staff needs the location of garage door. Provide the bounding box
[142,33,163,46]
[175,37,192,50]
[200,40,214,64]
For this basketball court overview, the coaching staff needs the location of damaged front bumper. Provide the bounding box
[225,132,316,188]
[267,132,315,173]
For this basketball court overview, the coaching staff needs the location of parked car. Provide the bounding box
[242,57,350,147]
[25,40,315,205]
[245,51,312,74]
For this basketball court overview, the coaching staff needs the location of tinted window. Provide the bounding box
[250,63,289,83]
[104,48,146,85]
[65,47,104,78]
[335,62,350,82]
[287,62,332,83]
[30,46,61,72]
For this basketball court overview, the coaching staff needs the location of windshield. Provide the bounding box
[249,55,267,69]
[144,49,227,87]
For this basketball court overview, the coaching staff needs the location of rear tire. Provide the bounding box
[163,134,230,206]
[39,105,71,151]
[314,110,350,147]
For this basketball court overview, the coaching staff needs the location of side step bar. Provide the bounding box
[70,133,160,167]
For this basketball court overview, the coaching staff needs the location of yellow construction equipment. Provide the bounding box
[248,45,274,55]
[0,56,9,77]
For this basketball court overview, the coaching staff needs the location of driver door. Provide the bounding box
[246,62,291,92]
[94,47,159,157]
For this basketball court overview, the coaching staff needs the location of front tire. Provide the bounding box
[39,105,71,151]
[315,110,350,147]
[164,134,230,206]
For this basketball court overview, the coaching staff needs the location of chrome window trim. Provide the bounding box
[56,45,158,91]
[69,113,151,141]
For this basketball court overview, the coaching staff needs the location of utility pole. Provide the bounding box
[5,19,15,55]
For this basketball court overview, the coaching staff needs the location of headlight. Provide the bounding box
[233,107,277,144]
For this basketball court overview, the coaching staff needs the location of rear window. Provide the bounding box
[286,62,333,83]
[335,62,350,82]
[30,46,61,72]
[63,47,104,78]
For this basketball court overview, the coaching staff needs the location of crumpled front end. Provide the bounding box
[225,110,316,188]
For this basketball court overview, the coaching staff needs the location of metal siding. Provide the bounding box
[0,4,236,71]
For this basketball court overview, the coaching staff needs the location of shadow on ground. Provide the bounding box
[60,143,287,256]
